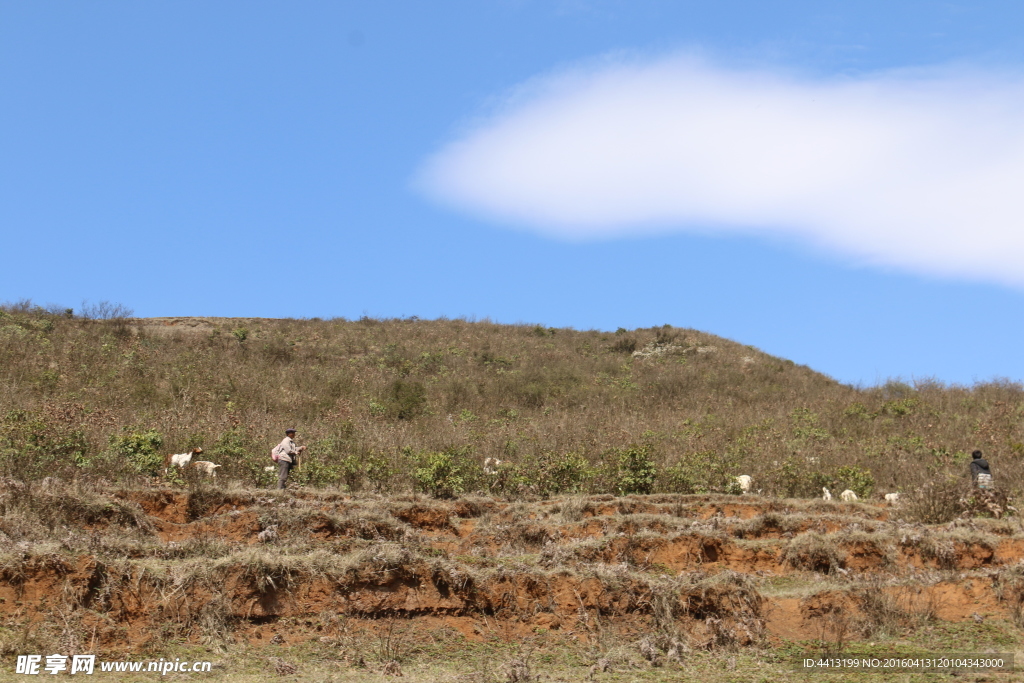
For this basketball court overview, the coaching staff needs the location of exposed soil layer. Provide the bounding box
[2,487,1023,652]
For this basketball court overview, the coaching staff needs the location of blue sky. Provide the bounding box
[2,1,1024,386]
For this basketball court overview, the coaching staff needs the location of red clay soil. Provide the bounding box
[2,490,1022,652]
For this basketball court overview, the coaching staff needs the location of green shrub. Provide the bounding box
[482,459,530,497]
[724,479,745,495]
[0,410,92,478]
[774,458,831,498]
[292,454,342,488]
[775,462,875,499]
[109,428,164,476]
[387,380,427,420]
[616,445,656,495]
[835,466,875,498]
[881,397,918,417]
[529,451,591,496]
[662,450,734,494]
[209,428,261,485]
[413,448,471,498]
[335,451,394,492]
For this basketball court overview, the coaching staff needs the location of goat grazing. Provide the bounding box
[164,447,203,473]
[884,492,900,505]
[735,475,752,494]
[840,489,858,502]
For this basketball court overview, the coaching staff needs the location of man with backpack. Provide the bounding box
[970,450,993,490]
[273,428,306,490]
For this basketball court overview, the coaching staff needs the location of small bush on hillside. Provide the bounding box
[292,454,343,488]
[208,428,261,486]
[834,466,875,499]
[610,337,637,354]
[774,458,831,498]
[78,300,133,321]
[333,451,394,492]
[0,410,92,479]
[902,478,969,524]
[109,428,163,476]
[775,462,875,500]
[616,445,657,495]
[662,450,734,494]
[387,380,427,420]
[414,448,472,498]
[260,335,293,363]
[528,451,591,496]
[484,459,531,497]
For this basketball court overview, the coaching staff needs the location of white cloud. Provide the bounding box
[416,56,1024,287]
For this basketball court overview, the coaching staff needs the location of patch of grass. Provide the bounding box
[906,619,1020,651]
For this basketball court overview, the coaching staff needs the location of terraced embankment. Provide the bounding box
[2,481,1024,659]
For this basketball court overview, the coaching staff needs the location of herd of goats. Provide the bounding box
[161,449,901,505]
[733,473,900,504]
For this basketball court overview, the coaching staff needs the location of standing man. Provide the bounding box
[970,450,993,490]
[275,428,306,490]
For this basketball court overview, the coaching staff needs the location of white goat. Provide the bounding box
[884,492,900,505]
[735,475,752,494]
[822,487,832,501]
[190,461,221,477]
[483,457,503,475]
[164,447,203,473]
[840,489,858,502]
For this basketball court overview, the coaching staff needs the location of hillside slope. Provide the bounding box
[1,308,1022,498]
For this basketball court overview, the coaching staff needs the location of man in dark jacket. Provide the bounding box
[970,450,993,489]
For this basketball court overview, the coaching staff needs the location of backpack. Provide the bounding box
[977,473,993,490]
[271,444,282,462]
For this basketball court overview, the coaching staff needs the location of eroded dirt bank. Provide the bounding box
[2,485,1023,654]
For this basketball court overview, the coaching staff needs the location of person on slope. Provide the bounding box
[274,428,306,490]
[970,450,993,490]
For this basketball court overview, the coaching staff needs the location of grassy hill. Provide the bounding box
[4,303,1024,678]
[1,304,1022,501]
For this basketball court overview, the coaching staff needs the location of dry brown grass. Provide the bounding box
[1,306,1023,502]
[784,532,846,573]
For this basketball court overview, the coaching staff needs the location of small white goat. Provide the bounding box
[884,492,900,505]
[822,487,832,501]
[735,475,752,494]
[190,461,221,477]
[840,489,858,502]
[483,457,503,475]
[164,447,203,473]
